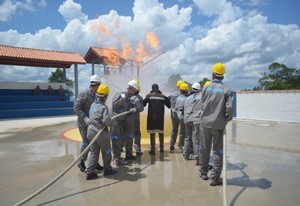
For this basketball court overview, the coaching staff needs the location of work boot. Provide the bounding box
[78,161,86,172]
[183,154,190,160]
[170,145,175,151]
[200,173,208,180]
[95,163,104,171]
[104,168,118,176]
[85,172,98,180]
[210,178,223,186]
[136,151,143,156]
[125,155,137,160]
[113,157,128,165]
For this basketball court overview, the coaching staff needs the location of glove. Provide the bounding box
[84,116,91,126]
[120,93,126,98]
[129,108,137,113]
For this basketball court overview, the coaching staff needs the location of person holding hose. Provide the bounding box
[73,75,103,172]
[85,84,117,180]
[111,80,142,164]
[133,80,144,156]
[199,63,234,186]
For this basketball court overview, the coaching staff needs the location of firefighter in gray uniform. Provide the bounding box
[193,81,211,166]
[183,82,201,161]
[133,80,144,156]
[111,80,142,163]
[168,80,184,151]
[199,63,234,186]
[73,75,103,172]
[85,84,117,180]
[174,83,189,153]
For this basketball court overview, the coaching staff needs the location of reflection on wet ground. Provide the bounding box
[0,119,300,206]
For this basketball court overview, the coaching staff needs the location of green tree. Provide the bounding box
[258,62,300,90]
[166,74,182,92]
[48,68,74,97]
[199,77,211,89]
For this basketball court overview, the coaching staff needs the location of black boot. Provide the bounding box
[149,133,156,155]
[159,133,164,152]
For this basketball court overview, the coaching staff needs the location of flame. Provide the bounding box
[122,39,134,60]
[146,32,159,50]
[136,41,148,63]
[90,18,161,67]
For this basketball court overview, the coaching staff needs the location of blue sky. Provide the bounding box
[0,0,300,93]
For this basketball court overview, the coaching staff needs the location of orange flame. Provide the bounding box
[136,41,148,63]
[146,32,159,50]
[90,18,161,66]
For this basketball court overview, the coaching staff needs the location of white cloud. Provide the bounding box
[0,0,47,22]
[193,0,243,26]
[0,0,300,92]
[58,0,87,23]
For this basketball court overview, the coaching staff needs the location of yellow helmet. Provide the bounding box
[97,84,109,95]
[212,63,225,76]
[176,80,184,87]
[179,83,189,91]
[203,81,212,88]
[133,79,140,92]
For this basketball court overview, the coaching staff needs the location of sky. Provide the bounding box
[0,0,300,94]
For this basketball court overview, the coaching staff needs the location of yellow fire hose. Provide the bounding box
[14,109,135,206]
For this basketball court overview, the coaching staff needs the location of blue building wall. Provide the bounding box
[0,83,74,119]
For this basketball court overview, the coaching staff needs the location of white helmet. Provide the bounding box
[128,80,138,91]
[192,82,201,91]
[90,75,101,86]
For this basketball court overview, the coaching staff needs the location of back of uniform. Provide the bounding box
[199,79,234,185]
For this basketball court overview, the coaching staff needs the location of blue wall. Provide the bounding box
[0,88,74,119]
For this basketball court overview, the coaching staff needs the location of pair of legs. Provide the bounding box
[199,126,224,186]
[170,112,185,150]
[149,132,164,155]
[134,116,143,155]
[85,130,116,180]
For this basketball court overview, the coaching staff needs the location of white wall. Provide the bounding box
[0,82,66,90]
[236,90,300,122]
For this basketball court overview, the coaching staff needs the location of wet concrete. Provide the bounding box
[0,118,300,206]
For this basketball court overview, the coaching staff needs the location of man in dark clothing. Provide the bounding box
[143,83,170,155]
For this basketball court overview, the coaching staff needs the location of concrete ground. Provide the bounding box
[0,116,300,206]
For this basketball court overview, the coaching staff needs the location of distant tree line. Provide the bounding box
[166,62,300,92]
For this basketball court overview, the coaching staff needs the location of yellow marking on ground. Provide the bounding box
[61,111,172,145]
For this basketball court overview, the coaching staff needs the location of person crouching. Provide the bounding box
[85,84,117,180]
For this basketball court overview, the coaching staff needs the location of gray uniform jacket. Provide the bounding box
[168,91,180,117]
[134,93,144,120]
[200,80,234,130]
[73,89,95,127]
[175,94,188,120]
[184,92,201,124]
[112,91,143,120]
[193,93,203,124]
[88,99,112,135]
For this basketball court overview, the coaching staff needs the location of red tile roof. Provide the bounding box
[0,45,86,68]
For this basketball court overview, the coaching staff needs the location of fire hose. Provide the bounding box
[14,108,135,206]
